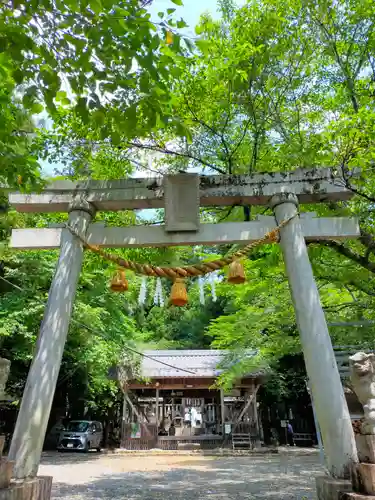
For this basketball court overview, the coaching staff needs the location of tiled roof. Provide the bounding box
[140,349,257,378]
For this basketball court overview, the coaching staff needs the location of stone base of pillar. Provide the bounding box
[316,475,353,500]
[0,435,14,491]
[353,463,375,495]
[340,494,375,499]
[356,435,375,464]
[0,460,14,489]
[0,435,51,500]
[0,476,53,500]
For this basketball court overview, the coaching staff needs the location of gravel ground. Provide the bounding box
[39,450,322,500]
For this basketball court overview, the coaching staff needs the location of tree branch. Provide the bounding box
[218,205,236,222]
[339,164,375,204]
[323,302,366,312]
[312,15,360,112]
[183,97,233,173]
[126,141,227,174]
[228,117,252,164]
[347,281,375,297]
[309,239,375,274]
[359,230,375,261]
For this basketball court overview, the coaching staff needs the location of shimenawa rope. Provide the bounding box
[67,215,296,279]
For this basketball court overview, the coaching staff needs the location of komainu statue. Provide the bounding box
[349,352,375,435]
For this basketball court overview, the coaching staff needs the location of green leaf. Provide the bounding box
[75,97,89,123]
[171,0,183,5]
[177,19,188,29]
[150,34,160,51]
[111,131,121,145]
[90,0,102,14]
[158,12,164,18]
[167,8,176,14]
[55,90,67,101]
[196,39,210,55]
[22,94,34,110]
[125,104,137,125]
[12,69,24,84]
[25,85,39,98]
[183,37,194,53]
[115,7,130,16]
[30,103,44,114]
[93,110,106,125]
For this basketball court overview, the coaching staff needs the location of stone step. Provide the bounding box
[177,442,201,450]
[354,463,375,496]
[316,475,352,500]
[340,494,375,499]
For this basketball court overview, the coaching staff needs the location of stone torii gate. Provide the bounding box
[8,168,359,484]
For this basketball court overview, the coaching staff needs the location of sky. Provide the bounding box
[149,0,222,28]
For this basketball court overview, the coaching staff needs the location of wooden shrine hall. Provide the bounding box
[116,350,264,450]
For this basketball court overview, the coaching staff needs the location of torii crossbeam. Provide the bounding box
[8,168,359,481]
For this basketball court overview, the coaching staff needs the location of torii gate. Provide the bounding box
[8,168,359,481]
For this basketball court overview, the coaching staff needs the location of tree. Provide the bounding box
[161,0,375,379]
[0,209,138,421]
[0,76,41,189]
[0,0,191,145]
[116,0,375,276]
[3,0,375,425]
[15,0,375,374]
[0,208,222,424]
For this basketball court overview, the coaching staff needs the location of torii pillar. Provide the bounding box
[8,198,95,479]
[271,193,357,492]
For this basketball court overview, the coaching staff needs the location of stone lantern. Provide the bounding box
[0,358,11,401]
[0,357,12,490]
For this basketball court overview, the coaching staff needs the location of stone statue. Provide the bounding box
[0,358,10,401]
[349,352,375,435]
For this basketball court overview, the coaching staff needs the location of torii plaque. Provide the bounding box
[8,168,359,480]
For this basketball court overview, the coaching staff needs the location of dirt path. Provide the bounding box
[39,451,322,499]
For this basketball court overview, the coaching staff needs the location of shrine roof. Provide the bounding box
[140,349,258,379]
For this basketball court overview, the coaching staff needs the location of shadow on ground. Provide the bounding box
[41,451,104,466]
[41,454,322,500]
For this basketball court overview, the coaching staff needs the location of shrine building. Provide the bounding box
[116,349,264,450]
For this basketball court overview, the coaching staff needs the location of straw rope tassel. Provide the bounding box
[110,269,128,292]
[228,260,246,284]
[170,278,188,307]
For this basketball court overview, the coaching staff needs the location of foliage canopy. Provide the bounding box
[1,0,375,425]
